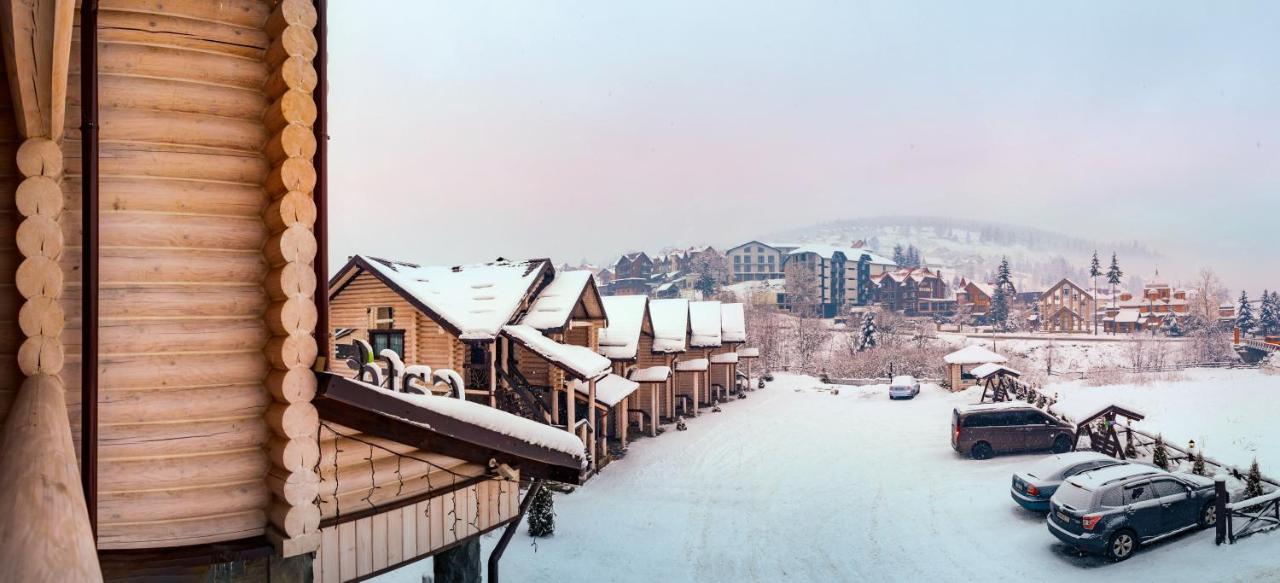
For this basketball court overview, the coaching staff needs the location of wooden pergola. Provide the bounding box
[1070,404,1146,459]
[974,363,1024,404]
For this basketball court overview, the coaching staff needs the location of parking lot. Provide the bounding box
[379,374,1280,583]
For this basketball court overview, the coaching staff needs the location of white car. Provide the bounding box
[889,375,921,399]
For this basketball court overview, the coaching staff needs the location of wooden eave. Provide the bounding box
[315,373,583,484]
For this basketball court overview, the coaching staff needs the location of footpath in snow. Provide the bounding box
[374,372,1280,583]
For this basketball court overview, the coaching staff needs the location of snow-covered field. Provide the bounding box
[376,373,1279,583]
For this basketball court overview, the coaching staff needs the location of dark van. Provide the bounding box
[951,403,1075,460]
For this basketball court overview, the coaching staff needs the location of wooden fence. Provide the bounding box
[1047,360,1257,380]
[1216,479,1280,545]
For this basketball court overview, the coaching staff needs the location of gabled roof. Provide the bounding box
[720,303,746,343]
[1045,278,1094,299]
[970,363,1022,379]
[943,345,1008,365]
[649,298,690,353]
[503,325,612,381]
[598,295,650,361]
[331,255,550,341]
[519,270,605,332]
[315,373,585,483]
[688,301,722,348]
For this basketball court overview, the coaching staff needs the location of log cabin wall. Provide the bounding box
[0,45,20,429]
[57,0,320,552]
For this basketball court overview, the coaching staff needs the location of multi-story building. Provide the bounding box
[779,244,897,317]
[871,267,950,316]
[1039,279,1096,333]
[615,252,654,280]
[726,241,797,283]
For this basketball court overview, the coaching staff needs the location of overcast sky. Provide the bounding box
[327,1,1278,291]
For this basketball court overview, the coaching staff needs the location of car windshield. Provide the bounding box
[1054,482,1095,510]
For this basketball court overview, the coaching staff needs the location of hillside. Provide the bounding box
[767,216,1162,292]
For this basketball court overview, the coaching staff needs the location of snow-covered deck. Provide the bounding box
[627,366,671,383]
[709,353,739,364]
[674,358,709,372]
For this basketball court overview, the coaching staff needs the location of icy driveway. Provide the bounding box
[386,374,1280,582]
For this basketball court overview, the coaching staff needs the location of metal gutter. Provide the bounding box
[80,0,100,540]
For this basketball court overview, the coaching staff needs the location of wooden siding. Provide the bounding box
[65,0,287,549]
[329,270,465,375]
[313,477,520,583]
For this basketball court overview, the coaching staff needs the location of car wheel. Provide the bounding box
[1106,530,1137,562]
[1052,435,1072,454]
[1199,502,1217,529]
[971,442,994,460]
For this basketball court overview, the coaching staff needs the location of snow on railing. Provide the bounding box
[1227,489,1280,512]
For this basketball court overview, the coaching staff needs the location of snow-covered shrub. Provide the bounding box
[527,485,555,537]
[1152,435,1170,470]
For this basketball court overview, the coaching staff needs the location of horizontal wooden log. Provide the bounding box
[265,25,317,68]
[95,284,267,319]
[270,499,321,538]
[265,296,318,336]
[262,90,315,133]
[98,9,270,58]
[100,383,269,424]
[98,0,272,29]
[265,367,317,404]
[263,191,315,232]
[92,143,270,185]
[268,435,320,474]
[99,351,268,390]
[267,467,321,508]
[265,333,318,370]
[16,176,62,217]
[264,56,317,100]
[69,211,268,252]
[101,108,268,152]
[265,156,315,197]
[99,447,270,492]
[265,401,319,439]
[16,215,64,259]
[266,0,318,39]
[91,42,269,90]
[98,318,268,355]
[100,416,270,460]
[98,479,269,525]
[17,138,64,178]
[68,248,268,285]
[265,261,317,299]
[262,123,315,164]
[264,223,316,266]
[97,510,266,551]
[16,256,63,299]
[72,74,268,120]
[19,296,64,338]
[68,176,267,217]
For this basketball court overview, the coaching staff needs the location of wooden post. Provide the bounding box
[1215,475,1228,545]
[588,378,598,472]
[649,385,658,436]
[488,340,497,408]
[692,374,700,417]
[619,395,629,447]
[565,382,575,435]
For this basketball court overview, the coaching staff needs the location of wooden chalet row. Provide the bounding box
[0,3,594,583]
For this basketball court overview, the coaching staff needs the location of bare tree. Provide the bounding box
[1190,268,1226,330]
[784,261,820,318]
[744,297,784,370]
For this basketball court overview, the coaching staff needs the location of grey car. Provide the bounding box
[1047,464,1216,561]
[1011,451,1126,512]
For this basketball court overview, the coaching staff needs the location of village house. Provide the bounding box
[1038,279,1096,333]
[614,251,655,280]
[0,3,590,582]
[710,303,748,398]
[871,267,950,316]
[648,298,695,421]
[598,295,669,438]
[955,279,995,324]
[676,301,723,414]
[1101,274,1192,333]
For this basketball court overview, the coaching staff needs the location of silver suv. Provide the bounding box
[1046,464,1216,561]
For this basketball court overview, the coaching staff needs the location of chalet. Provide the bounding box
[710,303,747,398]
[955,280,994,323]
[649,298,695,420]
[598,295,669,437]
[1039,279,1096,333]
[0,3,585,582]
[614,251,654,280]
[871,267,949,316]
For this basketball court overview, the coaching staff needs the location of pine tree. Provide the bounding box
[1106,253,1123,297]
[1245,459,1265,507]
[1089,251,1102,334]
[1165,313,1183,337]
[1237,290,1256,335]
[991,285,1009,332]
[857,312,878,352]
[996,257,1015,294]
[1259,290,1280,336]
[1152,435,1169,470]
[1192,450,1206,476]
[526,484,556,537]
[892,245,906,266]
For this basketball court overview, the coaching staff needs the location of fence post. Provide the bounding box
[1214,475,1228,545]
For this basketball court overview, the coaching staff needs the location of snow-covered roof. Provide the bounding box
[351,255,548,341]
[575,374,639,407]
[1114,309,1142,324]
[357,377,587,465]
[1049,399,1146,425]
[689,301,722,347]
[720,303,746,343]
[710,352,739,364]
[649,298,689,352]
[520,270,596,331]
[1067,463,1161,490]
[787,244,896,267]
[502,325,611,380]
[675,358,709,372]
[943,345,1008,365]
[969,363,1022,379]
[598,295,648,360]
[737,347,760,358]
[628,366,671,383]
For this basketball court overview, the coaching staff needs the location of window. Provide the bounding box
[1124,481,1154,503]
[1099,488,1124,508]
[368,306,394,329]
[369,330,405,359]
[1150,479,1185,498]
[734,255,741,264]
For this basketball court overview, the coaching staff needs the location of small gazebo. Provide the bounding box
[1050,401,1147,459]
[973,363,1024,403]
[942,345,1009,391]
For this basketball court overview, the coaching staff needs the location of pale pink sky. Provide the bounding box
[327,1,1279,291]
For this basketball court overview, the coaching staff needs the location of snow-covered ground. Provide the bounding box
[375,373,1280,583]
[1048,368,1280,473]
